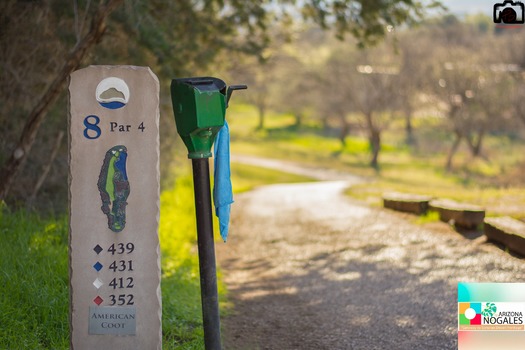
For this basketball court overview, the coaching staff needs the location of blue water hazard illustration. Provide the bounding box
[98,145,130,232]
[95,77,130,110]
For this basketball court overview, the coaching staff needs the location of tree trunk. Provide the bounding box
[0,0,123,201]
[321,115,329,133]
[364,112,381,169]
[519,113,525,125]
[369,128,381,169]
[27,130,65,209]
[404,107,415,145]
[446,131,462,171]
[257,104,265,130]
[466,129,487,160]
[294,113,302,128]
[338,113,349,148]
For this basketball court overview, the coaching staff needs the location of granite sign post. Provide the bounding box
[68,66,161,349]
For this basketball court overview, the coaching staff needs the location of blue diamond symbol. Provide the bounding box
[93,262,103,272]
[93,245,103,255]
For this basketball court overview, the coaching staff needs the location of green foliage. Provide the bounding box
[1,0,441,208]
[159,175,207,349]
[0,207,69,349]
[301,0,443,46]
[110,0,273,77]
[464,13,492,33]
[413,210,440,224]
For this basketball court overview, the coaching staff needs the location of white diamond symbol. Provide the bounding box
[93,278,103,289]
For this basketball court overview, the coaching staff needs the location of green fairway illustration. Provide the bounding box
[98,145,130,232]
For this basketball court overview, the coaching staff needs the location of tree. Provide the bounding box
[315,40,400,167]
[0,0,273,202]
[0,0,124,202]
[272,54,317,129]
[504,29,525,127]
[430,49,483,170]
[350,47,400,169]
[0,0,442,204]
[424,18,519,170]
[227,51,279,130]
[317,46,360,147]
[301,0,442,45]
[513,79,525,126]
[395,27,436,145]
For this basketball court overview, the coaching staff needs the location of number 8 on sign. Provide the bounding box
[83,115,101,140]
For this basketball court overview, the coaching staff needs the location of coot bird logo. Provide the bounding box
[96,77,130,109]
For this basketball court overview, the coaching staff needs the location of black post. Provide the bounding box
[191,158,222,350]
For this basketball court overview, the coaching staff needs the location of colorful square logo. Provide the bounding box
[459,302,482,325]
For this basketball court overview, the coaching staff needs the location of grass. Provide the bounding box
[0,206,69,349]
[413,210,441,225]
[230,162,314,193]
[159,175,208,349]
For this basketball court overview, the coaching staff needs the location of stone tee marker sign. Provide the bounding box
[68,66,161,349]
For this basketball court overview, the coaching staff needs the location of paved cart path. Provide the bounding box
[217,156,524,350]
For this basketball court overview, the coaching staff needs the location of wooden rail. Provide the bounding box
[485,217,525,256]
[382,192,433,215]
[428,199,485,229]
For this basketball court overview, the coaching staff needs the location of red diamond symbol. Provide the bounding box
[93,296,103,306]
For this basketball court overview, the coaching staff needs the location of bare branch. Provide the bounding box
[0,0,124,200]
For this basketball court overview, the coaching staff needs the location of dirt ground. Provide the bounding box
[216,157,524,350]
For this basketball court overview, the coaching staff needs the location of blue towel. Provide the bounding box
[213,121,233,242]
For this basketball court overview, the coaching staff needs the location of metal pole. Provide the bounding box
[191,158,222,350]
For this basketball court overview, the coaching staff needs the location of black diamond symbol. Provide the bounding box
[93,245,103,255]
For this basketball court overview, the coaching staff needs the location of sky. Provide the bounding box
[440,0,497,18]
